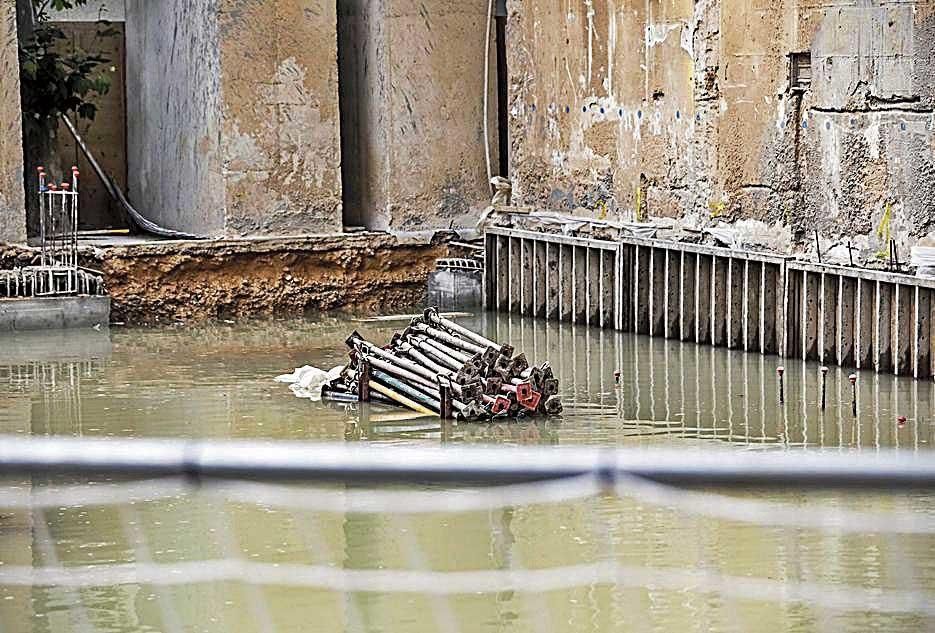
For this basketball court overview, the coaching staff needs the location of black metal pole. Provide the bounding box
[777,366,785,404]
[850,373,858,417]
[820,366,828,411]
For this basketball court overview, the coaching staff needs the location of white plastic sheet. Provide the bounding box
[274,365,344,401]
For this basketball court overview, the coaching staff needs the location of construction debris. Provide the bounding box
[321,307,563,421]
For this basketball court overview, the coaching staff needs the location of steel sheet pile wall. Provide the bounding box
[486,228,935,379]
[485,228,621,330]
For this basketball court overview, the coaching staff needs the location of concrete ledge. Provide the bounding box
[0,296,111,332]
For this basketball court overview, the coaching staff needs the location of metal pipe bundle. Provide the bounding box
[320,307,564,421]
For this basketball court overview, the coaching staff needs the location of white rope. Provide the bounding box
[482,0,494,192]
[1,560,932,616]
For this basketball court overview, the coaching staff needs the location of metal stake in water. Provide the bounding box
[849,373,858,417]
[777,366,785,404]
[820,366,828,411]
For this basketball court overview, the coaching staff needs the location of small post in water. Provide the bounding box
[849,373,858,417]
[777,366,785,404]
[820,366,828,411]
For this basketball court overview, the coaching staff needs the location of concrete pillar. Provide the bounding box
[126,0,342,237]
[1,0,26,244]
[125,0,225,236]
[338,0,494,232]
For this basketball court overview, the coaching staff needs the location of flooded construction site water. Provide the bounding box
[1,312,934,632]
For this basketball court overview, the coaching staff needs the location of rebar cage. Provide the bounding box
[0,167,105,299]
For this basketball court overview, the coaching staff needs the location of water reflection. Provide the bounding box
[0,314,933,633]
[0,313,930,450]
[482,312,933,451]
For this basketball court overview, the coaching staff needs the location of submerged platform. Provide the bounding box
[0,296,111,332]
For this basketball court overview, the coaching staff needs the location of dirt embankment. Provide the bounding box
[78,233,452,325]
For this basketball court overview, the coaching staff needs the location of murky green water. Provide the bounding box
[1,312,933,632]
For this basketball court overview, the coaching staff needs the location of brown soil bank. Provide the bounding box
[77,233,451,325]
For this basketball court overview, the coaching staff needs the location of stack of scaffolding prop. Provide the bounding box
[322,308,563,421]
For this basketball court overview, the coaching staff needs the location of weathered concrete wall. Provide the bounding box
[218,0,343,236]
[339,0,496,232]
[126,0,225,236]
[0,0,26,244]
[506,0,935,251]
[126,0,342,238]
